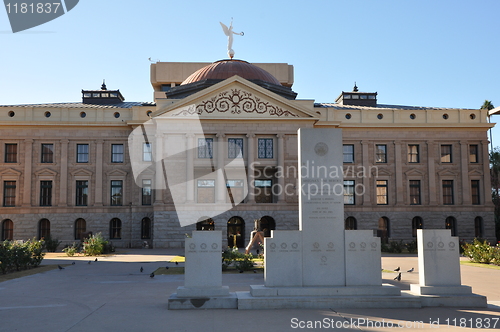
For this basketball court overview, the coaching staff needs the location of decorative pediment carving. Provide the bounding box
[405,168,425,177]
[172,89,299,118]
[34,168,58,177]
[107,169,128,177]
[468,169,483,176]
[437,169,458,177]
[71,168,93,177]
[373,167,393,176]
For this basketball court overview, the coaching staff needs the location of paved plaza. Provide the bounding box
[0,249,498,331]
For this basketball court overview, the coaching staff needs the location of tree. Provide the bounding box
[490,147,500,242]
[481,100,494,111]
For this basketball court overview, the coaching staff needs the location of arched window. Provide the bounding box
[259,216,276,237]
[474,217,483,238]
[141,217,152,239]
[345,217,357,230]
[74,218,86,240]
[110,218,122,239]
[196,218,214,231]
[38,219,50,240]
[445,216,457,236]
[227,216,245,248]
[1,219,13,241]
[412,216,423,237]
[377,217,390,244]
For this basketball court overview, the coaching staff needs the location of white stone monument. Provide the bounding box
[168,231,237,309]
[410,229,486,307]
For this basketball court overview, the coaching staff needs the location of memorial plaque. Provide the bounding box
[345,230,381,286]
[264,231,302,287]
[184,231,223,288]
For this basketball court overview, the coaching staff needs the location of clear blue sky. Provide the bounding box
[1,1,499,144]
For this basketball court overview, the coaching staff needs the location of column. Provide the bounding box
[22,139,33,207]
[426,141,436,205]
[186,134,194,203]
[361,141,371,205]
[154,134,164,204]
[482,140,493,205]
[246,133,255,203]
[277,134,285,203]
[216,133,226,204]
[59,139,69,206]
[394,141,404,205]
[94,140,103,206]
[460,141,471,205]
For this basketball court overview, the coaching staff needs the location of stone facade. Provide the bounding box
[0,60,495,248]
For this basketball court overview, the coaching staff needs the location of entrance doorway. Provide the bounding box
[227,216,245,248]
[259,215,276,237]
[377,216,390,244]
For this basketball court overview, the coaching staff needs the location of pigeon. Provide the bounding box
[175,262,179,265]
[140,267,143,273]
[95,258,98,262]
[72,262,75,265]
[253,269,257,273]
[239,270,244,273]
[58,265,64,270]
[394,267,400,272]
[150,272,155,278]
[407,267,414,273]
[165,266,169,270]
[394,273,401,281]
[88,261,91,264]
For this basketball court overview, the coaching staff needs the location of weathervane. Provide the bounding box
[220,18,244,59]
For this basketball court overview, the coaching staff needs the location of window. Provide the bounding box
[110,218,121,239]
[142,179,152,205]
[474,217,483,238]
[409,180,421,205]
[110,180,123,206]
[345,217,357,230]
[111,144,124,163]
[4,144,17,163]
[376,180,388,205]
[77,144,89,163]
[375,144,387,163]
[255,179,273,203]
[1,219,13,241]
[76,181,88,206]
[141,217,151,239]
[40,181,52,206]
[442,180,454,205]
[343,144,354,163]
[228,138,243,158]
[41,144,54,163]
[445,216,457,236]
[74,218,86,240]
[38,218,50,240]
[377,217,390,244]
[343,180,355,205]
[226,179,244,204]
[440,145,452,163]
[198,138,213,159]
[197,218,215,231]
[469,145,478,163]
[197,179,215,203]
[408,144,419,163]
[412,217,423,237]
[143,142,152,161]
[471,180,480,205]
[3,181,16,207]
[258,138,273,159]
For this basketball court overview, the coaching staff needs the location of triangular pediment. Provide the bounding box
[107,169,128,177]
[405,168,425,177]
[34,168,58,177]
[373,167,393,176]
[0,168,21,177]
[468,169,483,176]
[153,76,318,120]
[71,168,93,177]
[437,169,458,177]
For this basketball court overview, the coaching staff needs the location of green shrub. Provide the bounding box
[405,240,418,253]
[62,243,79,257]
[0,239,45,274]
[82,233,108,256]
[381,240,404,253]
[43,236,62,252]
[492,245,500,266]
[462,238,495,264]
[222,247,254,271]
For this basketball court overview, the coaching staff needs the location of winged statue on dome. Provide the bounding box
[220,19,244,59]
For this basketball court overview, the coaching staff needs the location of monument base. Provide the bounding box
[176,286,230,297]
[250,284,401,297]
[409,285,487,307]
[168,292,237,310]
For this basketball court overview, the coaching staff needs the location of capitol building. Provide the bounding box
[0,57,495,248]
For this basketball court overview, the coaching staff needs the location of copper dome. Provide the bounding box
[181,59,281,86]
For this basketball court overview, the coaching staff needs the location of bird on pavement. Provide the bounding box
[58,265,64,270]
[88,261,91,264]
[150,272,155,278]
[140,267,143,273]
[165,266,169,270]
[95,258,98,262]
[394,267,400,272]
[394,273,401,281]
[239,270,244,273]
[175,262,178,265]
[253,270,257,273]
[72,262,75,265]
[407,267,414,273]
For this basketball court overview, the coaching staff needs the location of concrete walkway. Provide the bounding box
[0,250,498,331]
